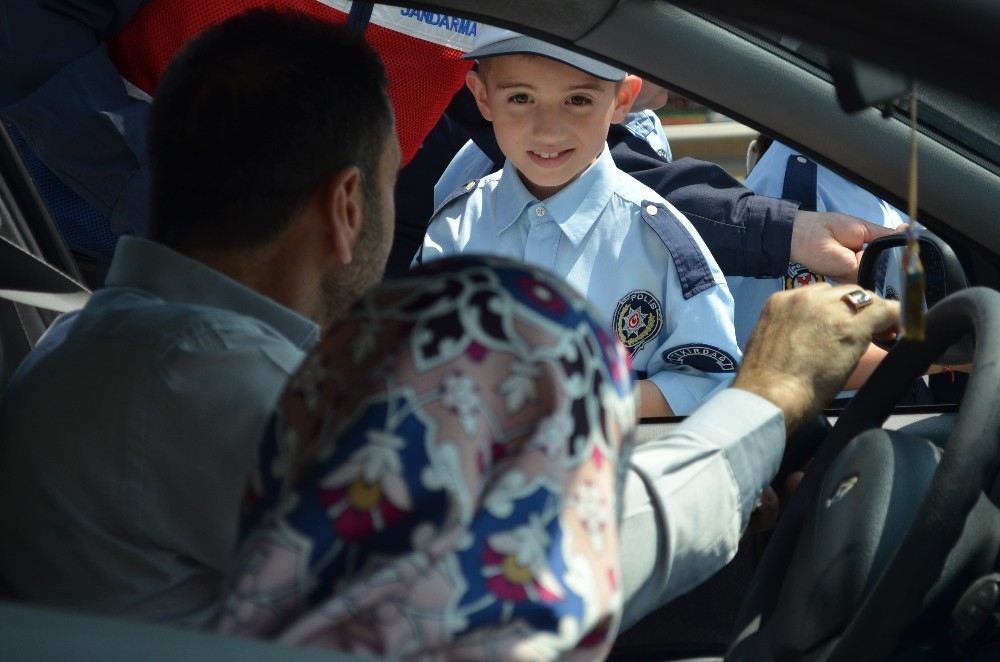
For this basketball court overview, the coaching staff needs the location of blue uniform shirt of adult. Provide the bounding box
[0,236,318,625]
[0,1,153,261]
[728,141,908,349]
[418,146,741,415]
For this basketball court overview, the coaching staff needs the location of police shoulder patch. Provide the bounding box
[784,262,826,290]
[614,290,663,355]
[662,343,737,373]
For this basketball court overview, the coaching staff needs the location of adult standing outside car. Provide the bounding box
[0,0,151,270]
[0,0,473,280]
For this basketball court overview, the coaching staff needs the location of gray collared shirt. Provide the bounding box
[619,388,784,629]
[0,237,318,626]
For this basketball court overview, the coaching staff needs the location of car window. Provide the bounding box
[434,16,968,414]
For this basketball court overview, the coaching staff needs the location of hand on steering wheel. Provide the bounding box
[729,287,1000,661]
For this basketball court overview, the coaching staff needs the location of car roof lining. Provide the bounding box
[667,0,1000,111]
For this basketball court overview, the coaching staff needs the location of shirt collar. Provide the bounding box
[492,145,617,246]
[105,236,319,349]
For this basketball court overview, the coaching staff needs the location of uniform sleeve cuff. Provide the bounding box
[748,197,798,276]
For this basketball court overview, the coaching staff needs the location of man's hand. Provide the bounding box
[734,284,900,434]
[790,211,898,282]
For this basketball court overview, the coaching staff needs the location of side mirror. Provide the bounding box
[858,231,972,362]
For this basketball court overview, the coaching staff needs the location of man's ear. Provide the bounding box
[466,69,493,122]
[322,165,363,265]
[612,74,643,124]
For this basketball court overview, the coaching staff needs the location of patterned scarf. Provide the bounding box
[217,256,636,659]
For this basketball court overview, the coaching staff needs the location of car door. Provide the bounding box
[0,121,90,391]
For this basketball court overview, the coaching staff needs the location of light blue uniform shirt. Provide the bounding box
[0,236,318,625]
[433,110,672,208]
[418,146,741,415]
[729,141,908,349]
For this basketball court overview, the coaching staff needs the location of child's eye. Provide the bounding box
[567,95,593,106]
[508,93,530,104]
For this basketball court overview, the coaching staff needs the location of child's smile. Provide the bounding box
[527,147,575,169]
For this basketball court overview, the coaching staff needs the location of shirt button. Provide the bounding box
[464,180,477,192]
[534,206,546,217]
[796,156,808,164]
[645,204,658,215]
[657,149,667,158]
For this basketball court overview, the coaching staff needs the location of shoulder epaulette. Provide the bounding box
[414,179,483,268]
[782,154,818,212]
[431,178,481,218]
[639,200,716,300]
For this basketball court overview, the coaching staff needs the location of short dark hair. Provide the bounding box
[148,9,392,252]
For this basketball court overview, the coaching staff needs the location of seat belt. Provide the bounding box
[0,235,90,312]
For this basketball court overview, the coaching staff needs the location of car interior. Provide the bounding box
[2,1,1000,660]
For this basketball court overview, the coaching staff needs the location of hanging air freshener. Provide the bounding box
[900,85,926,341]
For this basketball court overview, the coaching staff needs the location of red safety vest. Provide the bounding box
[108,1,475,165]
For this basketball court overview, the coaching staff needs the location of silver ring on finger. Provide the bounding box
[841,289,874,312]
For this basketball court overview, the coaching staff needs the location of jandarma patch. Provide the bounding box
[663,344,737,373]
[784,262,826,289]
[614,290,663,354]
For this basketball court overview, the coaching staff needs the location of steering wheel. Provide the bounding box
[728,287,1000,661]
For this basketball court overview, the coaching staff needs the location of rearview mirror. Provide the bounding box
[829,55,911,113]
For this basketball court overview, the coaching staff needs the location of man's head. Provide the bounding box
[463,28,640,200]
[148,9,399,323]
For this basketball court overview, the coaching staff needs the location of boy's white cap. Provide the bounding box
[463,26,626,81]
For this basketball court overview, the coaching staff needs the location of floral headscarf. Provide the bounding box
[217,256,637,659]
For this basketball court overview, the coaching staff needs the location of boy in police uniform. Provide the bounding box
[416,27,741,418]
